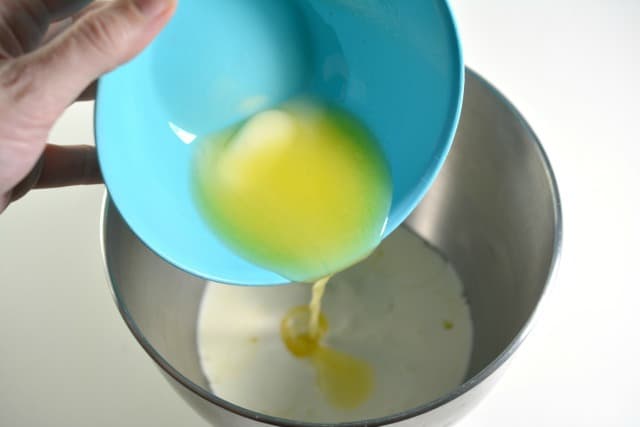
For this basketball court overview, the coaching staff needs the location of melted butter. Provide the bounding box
[192,99,391,282]
[309,276,330,338]
[281,278,374,409]
[312,346,374,409]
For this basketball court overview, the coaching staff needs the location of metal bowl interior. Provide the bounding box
[101,69,561,427]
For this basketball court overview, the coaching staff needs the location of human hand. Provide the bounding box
[0,0,176,212]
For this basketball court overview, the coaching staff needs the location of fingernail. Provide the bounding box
[133,0,172,18]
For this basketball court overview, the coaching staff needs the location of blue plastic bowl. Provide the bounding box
[95,0,464,285]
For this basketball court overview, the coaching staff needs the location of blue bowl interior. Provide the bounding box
[96,0,463,285]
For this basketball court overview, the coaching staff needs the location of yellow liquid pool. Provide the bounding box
[193,98,392,282]
[280,278,374,409]
[197,228,475,421]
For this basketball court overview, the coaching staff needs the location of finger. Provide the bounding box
[42,18,72,44]
[3,0,176,123]
[46,3,105,102]
[0,0,49,56]
[7,144,101,204]
[33,144,102,188]
[68,0,110,22]
[42,1,110,44]
[0,0,92,57]
[43,0,93,21]
[7,153,44,202]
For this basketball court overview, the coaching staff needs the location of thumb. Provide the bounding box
[5,0,176,123]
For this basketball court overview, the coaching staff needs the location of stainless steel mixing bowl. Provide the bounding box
[101,69,562,427]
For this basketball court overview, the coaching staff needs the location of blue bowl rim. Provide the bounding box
[94,0,467,286]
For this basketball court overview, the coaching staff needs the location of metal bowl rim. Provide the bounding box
[99,67,563,427]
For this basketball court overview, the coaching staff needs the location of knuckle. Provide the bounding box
[80,14,120,56]
[76,8,132,59]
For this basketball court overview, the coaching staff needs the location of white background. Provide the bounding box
[1,0,639,425]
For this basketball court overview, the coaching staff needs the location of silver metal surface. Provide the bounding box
[101,69,562,427]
